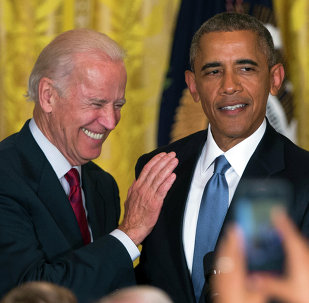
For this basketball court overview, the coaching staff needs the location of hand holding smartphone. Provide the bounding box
[232,178,293,274]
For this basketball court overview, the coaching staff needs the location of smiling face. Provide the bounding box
[185,30,284,151]
[37,53,127,165]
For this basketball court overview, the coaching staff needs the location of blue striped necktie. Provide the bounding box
[192,155,231,302]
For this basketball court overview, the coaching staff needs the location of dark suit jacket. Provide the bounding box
[135,122,309,303]
[0,121,135,303]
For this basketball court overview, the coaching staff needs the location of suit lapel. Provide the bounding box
[164,131,208,300]
[82,163,120,240]
[241,123,285,179]
[82,166,105,239]
[16,121,85,248]
[222,123,286,236]
[37,165,84,247]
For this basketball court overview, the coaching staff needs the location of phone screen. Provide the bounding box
[232,179,292,274]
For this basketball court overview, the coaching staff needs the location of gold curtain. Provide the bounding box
[0,0,180,215]
[273,0,309,150]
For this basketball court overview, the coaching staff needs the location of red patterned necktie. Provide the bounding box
[65,168,91,245]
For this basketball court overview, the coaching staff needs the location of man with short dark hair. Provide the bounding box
[135,12,309,303]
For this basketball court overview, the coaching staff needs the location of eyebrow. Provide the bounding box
[200,62,221,72]
[200,59,258,72]
[236,59,258,66]
[89,98,126,104]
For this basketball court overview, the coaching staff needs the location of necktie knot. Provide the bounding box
[65,168,80,188]
[214,155,230,175]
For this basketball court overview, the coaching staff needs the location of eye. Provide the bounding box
[92,102,103,108]
[206,69,220,75]
[114,102,125,110]
[240,66,255,72]
[204,69,222,78]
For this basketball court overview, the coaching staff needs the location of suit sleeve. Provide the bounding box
[0,172,135,303]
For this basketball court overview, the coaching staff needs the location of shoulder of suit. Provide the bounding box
[268,127,309,174]
[282,135,309,161]
[141,130,207,158]
[83,161,116,182]
[0,131,18,152]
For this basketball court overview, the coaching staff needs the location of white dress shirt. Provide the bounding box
[29,118,140,261]
[183,119,266,273]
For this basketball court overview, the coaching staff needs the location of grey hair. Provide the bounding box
[189,12,276,71]
[26,28,126,103]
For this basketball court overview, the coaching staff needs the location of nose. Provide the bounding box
[218,70,242,95]
[98,105,119,130]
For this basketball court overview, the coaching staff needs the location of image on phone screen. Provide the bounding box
[232,178,292,274]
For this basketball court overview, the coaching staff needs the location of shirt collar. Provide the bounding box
[202,119,266,177]
[29,118,81,180]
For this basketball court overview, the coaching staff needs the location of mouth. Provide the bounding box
[220,104,247,111]
[82,128,104,140]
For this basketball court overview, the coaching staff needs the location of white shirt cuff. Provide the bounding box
[110,229,140,261]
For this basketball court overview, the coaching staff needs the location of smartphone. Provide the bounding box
[232,178,293,274]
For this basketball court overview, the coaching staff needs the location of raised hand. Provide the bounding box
[119,152,178,245]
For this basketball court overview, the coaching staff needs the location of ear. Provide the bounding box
[185,70,200,103]
[269,63,285,96]
[38,77,57,113]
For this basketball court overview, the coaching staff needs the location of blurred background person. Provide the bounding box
[213,210,309,303]
[97,286,173,303]
[0,282,77,303]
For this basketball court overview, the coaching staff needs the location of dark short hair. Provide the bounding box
[189,12,276,71]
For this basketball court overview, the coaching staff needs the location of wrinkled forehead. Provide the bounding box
[70,53,126,82]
